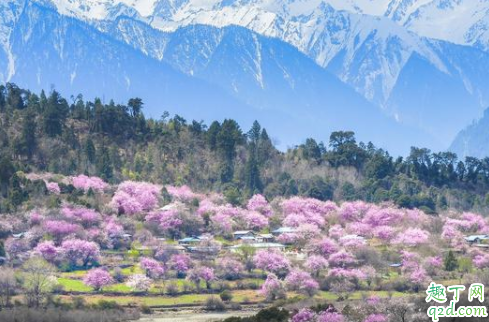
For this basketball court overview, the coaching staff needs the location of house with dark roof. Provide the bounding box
[464,235,489,244]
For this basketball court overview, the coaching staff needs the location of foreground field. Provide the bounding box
[138,311,255,322]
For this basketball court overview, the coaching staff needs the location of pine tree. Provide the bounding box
[20,107,37,159]
[245,151,262,194]
[85,137,96,164]
[207,121,221,150]
[43,90,68,137]
[96,143,113,181]
[0,156,14,196]
[444,250,458,272]
[257,129,273,165]
[0,85,6,112]
[245,121,263,194]
[39,90,47,113]
[9,173,27,208]
[248,121,261,146]
[216,120,242,183]
[6,83,25,110]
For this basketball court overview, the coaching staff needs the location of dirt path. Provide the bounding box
[138,310,255,322]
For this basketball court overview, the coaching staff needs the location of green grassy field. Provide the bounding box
[54,263,428,308]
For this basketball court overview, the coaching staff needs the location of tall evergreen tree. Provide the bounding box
[0,156,14,196]
[96,143,113,181]
[245,121,263,194]
[207,121,221,150]
[85,137,96,164]
[217,120,243,183]
[6,83,25,110]
[43,90,68,137]
[257,129,273,165]
[20,107,37,159]
[0,85,5,112]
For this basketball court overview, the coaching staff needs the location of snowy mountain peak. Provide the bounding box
[40,0,489,52]
[48,0,157,20]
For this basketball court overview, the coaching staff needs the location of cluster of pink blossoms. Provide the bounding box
[169,254,193,274]
[43,220,80,241]
[260,274,285,301]
[45,181,61,194]
[110,181,161,215]
[72,175,108,193]
[140,257,165,278]
[62,206,101,227]
[146,209,183,232]
[83,268,113,291]
[246,194,273,217]
[166,185,202,202]
[285,269,319,296]
[292,308,345,322]
[253,249,290,275]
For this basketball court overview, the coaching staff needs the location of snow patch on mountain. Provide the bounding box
[403,0,489,49]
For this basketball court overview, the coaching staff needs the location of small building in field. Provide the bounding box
[238,236,257,243]
[257,233,274,243]
[233,231,256,240]
[464,235,489,245]
[178,237,202,245]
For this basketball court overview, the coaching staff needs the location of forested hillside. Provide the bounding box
[1,83,489,214]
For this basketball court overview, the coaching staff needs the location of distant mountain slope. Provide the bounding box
[387,41,489,145]
[102,20,441,152]
[450,108,489,159]
[37,0,489,107]
[101,14,489,150]
[8,1,267,125]
[0,0,436,154]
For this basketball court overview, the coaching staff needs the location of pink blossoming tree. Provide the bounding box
[253,249,290,277]
[110,181,161,215]
[126,274,152,293]
[83,268,113,291]
[140,257,165,279]
[60,239,100,267]
[260,274,286,301]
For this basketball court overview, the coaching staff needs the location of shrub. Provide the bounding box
[166,282,179,296]
[112,268,125,283]
[140,305,152,314]
[223,307,289,322]
[220,290,233,302]
[72,297,86,309]
[94,300,122,310]
[204,296,226,311]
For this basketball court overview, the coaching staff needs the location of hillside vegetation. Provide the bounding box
[1,83,489,213]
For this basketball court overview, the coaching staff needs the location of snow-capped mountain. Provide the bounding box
[94,0,489,147]
[1,0,489,155]
[45,0,489,102]
[41,0,489,50]
[3,0,439,155]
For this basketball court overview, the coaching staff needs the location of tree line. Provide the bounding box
[1,83,489,213]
